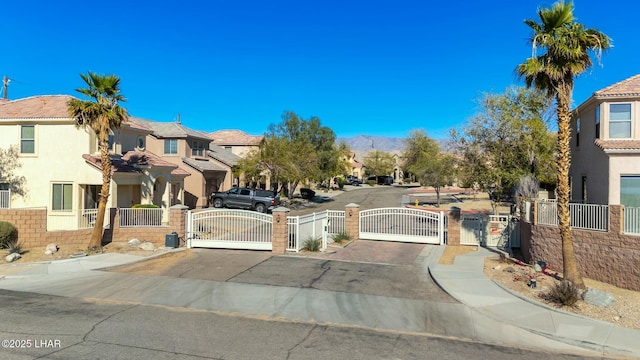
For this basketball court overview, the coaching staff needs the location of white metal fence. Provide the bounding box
[287,211,328,252]
[460,214,520,248]
[624,206,640,235]
[327,210,346,238]
[119,208,164,227]
[0,190,9,209]
[536,201,609,231]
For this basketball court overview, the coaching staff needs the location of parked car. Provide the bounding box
[345,175,362,186]
[210,188,280,213]
[376,176,394,185]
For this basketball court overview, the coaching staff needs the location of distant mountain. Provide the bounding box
[336,135,406,151]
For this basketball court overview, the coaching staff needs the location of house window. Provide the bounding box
[595,105,600,139]
[136,136,145,150]
[576,118,580,147]
[581,176,587,204]
[52,183,73,211]
[609,103,631,138]
[621,176,640,207]
[164,139,178,154]
[225,146,232,153]
[20,125,35,154]
[192,141,204,157]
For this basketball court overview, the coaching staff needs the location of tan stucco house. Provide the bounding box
[208,129,263,158]
[570,74,640,207]
[0,95,189,229]
[131,118,238,208]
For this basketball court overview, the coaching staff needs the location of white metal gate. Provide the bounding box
[359,208,444,244]
[287,212,328,252]
[460,214,520,248]
[187,209,272,250]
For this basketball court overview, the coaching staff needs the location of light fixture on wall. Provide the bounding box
[276,214,281,223]
[348,209,353,217]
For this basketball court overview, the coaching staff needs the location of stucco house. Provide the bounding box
[0,95,189,229]
[570,73,640,207]
[208,129,263,158]
[131,118,238,208]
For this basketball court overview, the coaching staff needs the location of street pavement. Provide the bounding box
[1,243,638,358]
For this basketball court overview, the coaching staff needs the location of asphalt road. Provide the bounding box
[289,185,413,215]
[0,290,598,360]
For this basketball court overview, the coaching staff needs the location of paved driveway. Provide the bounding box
[110,240,456,302]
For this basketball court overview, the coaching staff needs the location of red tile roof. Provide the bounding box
[0,95,74,119]
[208,130,263,145]
[595,139,640,151]
[83,151,190,176]
[594,74,640,98]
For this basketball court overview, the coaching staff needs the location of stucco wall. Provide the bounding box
[0,122,102,209]
[521,205,640,291]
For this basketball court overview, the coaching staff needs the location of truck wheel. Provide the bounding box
[213,198,223,208]
[254,203,266,213]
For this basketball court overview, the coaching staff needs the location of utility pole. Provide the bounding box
[2,76,8,100]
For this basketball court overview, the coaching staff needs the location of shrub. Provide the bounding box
[0,221,17,248]
[303,237,321,252]
[547,280,581,307]
[332,231,351,244]
[3,240,23,254]
[366,180,376,187]
[132,204,160,209]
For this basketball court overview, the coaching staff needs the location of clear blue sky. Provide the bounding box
[2,1,638,139]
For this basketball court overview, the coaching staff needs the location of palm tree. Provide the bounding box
[68,72,128,249]
[516,1,610,288]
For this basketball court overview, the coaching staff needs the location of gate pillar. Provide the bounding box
[272,207,290,254]
[447,207,461,245]
[345,203,360,241]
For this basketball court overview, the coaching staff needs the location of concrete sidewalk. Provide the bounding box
[429,246,640,359]
[0,247,636,358]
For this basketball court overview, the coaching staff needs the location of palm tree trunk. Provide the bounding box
[89,130,112,249]
[556,88,585,289]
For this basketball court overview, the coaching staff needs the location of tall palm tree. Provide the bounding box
[68,72,128,249]
[516,1,610,288]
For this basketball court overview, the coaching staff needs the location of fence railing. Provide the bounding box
[0,190,9,209]
[535,201,609,232]
[327,210,346,237]
[624,206,640,235]
[119,208,164,227]
[79,208,99,229]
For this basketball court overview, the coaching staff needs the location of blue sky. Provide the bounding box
[2,1,638,139]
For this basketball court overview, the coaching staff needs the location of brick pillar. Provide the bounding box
[345,203,360,241]
[447,207,461,245]
[610,205,623,235]
[170,205,189,244]
[272,207,290,254]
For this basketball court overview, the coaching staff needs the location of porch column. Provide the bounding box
[345,203,360,241]
[163,181,171,223]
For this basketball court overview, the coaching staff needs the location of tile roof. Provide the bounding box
[209,129,263,145]
[595,139,640,151]
[182,157,226,172]
[207,143,240,166]
[0,95,74,119]
[131,117,211,141]
[83,151,190,176]
[594,74,640,98]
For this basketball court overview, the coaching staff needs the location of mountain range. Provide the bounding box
[336,135,406,151]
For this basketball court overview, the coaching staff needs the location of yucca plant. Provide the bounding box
[332,231,350,244]
[303,237,321,252]
[3,240,24,255]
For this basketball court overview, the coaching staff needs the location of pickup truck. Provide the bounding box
[210,188,280,213]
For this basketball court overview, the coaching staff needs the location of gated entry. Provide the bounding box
[187,209,272,250]
[359,208,445,244]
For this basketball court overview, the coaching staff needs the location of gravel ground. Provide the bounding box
[483,255,640,331]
